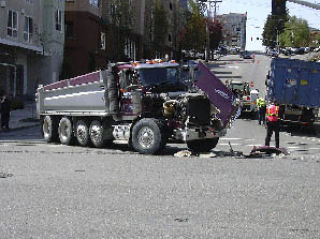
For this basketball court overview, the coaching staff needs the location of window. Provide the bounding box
[24,16,33,42]
[89,0,99,7]
[26,0,34,3]
[55,10,62,31]
[100,32,106,50]
[7,10,18,38]
[169,2,173,10]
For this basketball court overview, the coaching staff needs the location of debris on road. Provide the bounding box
[174,150,192,158]
[248,146,289,158]
[199,152,217,158]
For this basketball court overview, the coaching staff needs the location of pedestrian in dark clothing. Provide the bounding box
[1,95,11,130]
[265,102,280,148]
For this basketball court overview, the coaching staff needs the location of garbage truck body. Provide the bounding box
[267,58,320,129]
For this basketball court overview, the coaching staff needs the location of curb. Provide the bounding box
[0,122,40,134]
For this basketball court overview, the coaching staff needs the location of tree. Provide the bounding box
[262,14,287,48]
[209,20,223,51]
[180,1,206,54]
[172,1,187,60]
[279,16,310,47]
[107,0,133,61]
[153,0,169,57]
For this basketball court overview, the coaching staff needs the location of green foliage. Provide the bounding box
[153,0,169,54]
[262,14,287,48]
[279,16,310,47]
[180,0,206,52]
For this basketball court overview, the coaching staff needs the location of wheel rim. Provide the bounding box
[137,126,155,149]
[77,124,88,144]
[90,123,103,143]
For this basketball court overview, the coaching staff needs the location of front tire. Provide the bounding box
[42,116,58,143]
[58,117,74,145]
[187,137,219,153]
[131,119,167,155]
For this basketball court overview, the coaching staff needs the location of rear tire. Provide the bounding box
[89,120,105,148]
[58,117,74,145]
[131,119,167,154]
[42,116,58,142]
[75,120,90,147]
[187,137,219,153]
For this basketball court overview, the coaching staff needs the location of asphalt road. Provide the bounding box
[1,55,320,238]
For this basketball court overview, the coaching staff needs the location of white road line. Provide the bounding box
[221,138,242,141]
[219,143,241,146]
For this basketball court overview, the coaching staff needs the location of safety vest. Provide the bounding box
[266,105,279,122]
[257,98,266,107]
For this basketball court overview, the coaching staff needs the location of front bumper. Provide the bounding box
[174,125,224,142]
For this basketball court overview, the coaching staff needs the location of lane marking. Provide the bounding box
[221,138,242,141]
[219,143,240,146]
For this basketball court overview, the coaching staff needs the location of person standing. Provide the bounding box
[256,97,266,125]
[1,95,11,130]
[265,101,280,148]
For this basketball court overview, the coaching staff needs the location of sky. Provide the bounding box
[214,0,320,51]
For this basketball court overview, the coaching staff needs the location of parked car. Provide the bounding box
[314,47,320,52]
[304,47,311,53]
[280,48,290,56]
[240,51,252,59]
[266,48,278,57]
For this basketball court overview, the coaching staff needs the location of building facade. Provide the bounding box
[143,0,181,59]
[0,0,64,98]
[0,0,42,98]
[218,13,247,51]
[100,0,145,62]
[64,0,107,77]
[39,0,65,86]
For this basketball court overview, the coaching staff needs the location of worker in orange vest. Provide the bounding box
[265,101,281,148]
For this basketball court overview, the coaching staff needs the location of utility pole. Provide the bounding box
[212,0,222,20]
[199,0,222,61]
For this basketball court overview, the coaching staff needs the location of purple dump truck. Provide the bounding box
[36,60,238,154]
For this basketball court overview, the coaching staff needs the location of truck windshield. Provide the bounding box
[138,67,178,87]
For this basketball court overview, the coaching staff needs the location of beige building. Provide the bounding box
[0,0,64,98]
[218,13,247,51]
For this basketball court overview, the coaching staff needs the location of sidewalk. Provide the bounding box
[0,101,40,132]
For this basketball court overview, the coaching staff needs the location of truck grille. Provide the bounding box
[188,98,211,125]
